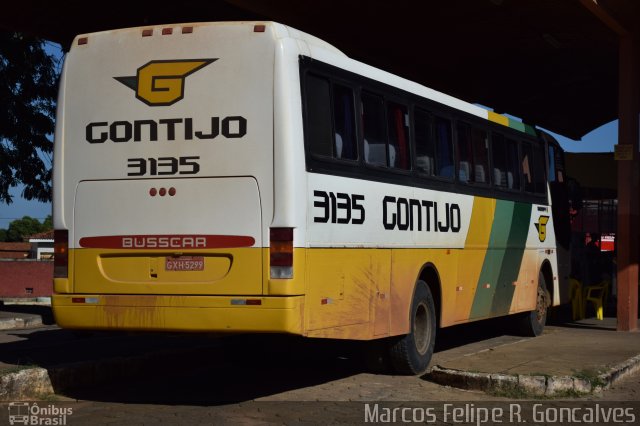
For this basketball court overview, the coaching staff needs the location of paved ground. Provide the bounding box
[1,304,639,424]
[432,317,640,376]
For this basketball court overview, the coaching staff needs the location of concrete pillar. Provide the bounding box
[616,35,639,331]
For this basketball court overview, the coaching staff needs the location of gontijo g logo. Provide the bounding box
[535,215,550,242]
[115,59,217,106]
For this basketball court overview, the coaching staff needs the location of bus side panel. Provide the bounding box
[304,248,391,339]
[389,248,459,334]
[512,250,537,312]
[452,197,496,324]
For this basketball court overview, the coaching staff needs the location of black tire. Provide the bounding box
[518,271,549,337]
[389,280,436,375]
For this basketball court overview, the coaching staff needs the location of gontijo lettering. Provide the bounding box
[85,116,247,143]
[383,196,461,232]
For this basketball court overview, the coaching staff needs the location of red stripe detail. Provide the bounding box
[79,235,255,249]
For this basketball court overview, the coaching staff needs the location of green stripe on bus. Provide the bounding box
[524,124,537,136]
[490,202,532,316]
[508,119,526,133]
[470,200,514,319]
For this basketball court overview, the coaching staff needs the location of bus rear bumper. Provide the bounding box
[52,294,304,334]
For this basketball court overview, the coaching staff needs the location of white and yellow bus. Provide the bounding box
[52,21,570,374]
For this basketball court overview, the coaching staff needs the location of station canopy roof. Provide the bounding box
[3,0,639,140]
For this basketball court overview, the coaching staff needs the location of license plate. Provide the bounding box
[165,256,204,271]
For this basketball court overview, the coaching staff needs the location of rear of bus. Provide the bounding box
[52,22,302,332]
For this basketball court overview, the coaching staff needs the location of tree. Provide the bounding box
[6,215,46,242]
[0,32,59,204]
[42,214,52,229]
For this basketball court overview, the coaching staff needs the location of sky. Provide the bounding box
[0,42,620,230]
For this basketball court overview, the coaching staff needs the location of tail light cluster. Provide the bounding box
[54,230,68,278]
[270,228,293,279]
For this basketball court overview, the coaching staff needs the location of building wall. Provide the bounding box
[0,260,53,297]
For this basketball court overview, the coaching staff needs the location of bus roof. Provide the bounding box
[72,20,537,138]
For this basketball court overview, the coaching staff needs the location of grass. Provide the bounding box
[487,370,605,399]
[0,364,38,377]
[573,368,608,389]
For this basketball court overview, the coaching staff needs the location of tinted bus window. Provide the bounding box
[523,143,547,194]
[362,92,388,167]
[533,144,546,193]
[435,117,454,178]
[521,143,534,192]
[415,109,434,175]
[387,102,410,169]
[305,74,333,157]
[548,144,556,182]
[506,138,521,190]
[333,84,357,160]
[457,123,473,182]
[492,133,508,187]
[492,133,520,190]
[457,123,488,184]
[472,127,489,184]
[548,144,565,183]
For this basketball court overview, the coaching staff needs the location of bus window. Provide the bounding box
[435,117,454,178]
[548,144,556,182]
[506,138,521,190]
[523,143,547,194]
[554,145,565,183]
[493,134,520,190]
[414,108,434,175]
[304,74,333,157]
[362,92,388,167]
[548,143,565,183]
[472,127,489,184]
[387,102,410,169]
[456,122,473,182]
[533,143,546,193]
[333,84,357,160]
[456,123,488,183]
[491,133,507,187]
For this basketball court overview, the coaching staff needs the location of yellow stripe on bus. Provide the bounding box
[452,197,496,324]
[488,111,509,127]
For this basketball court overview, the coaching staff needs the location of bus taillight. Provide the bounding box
[270,228,293,279]
[54,230,69,278]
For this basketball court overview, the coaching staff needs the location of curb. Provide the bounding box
[0,339,229,401]
[426,353,640,397]
[0,316,43,331]
[0,368,54,400]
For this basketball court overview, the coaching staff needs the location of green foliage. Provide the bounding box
[0,228,6,242]
[5,215,48,241]
[0,32,59,204]
[43,214,52,229]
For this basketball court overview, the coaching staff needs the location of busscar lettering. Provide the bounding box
[383,196,461,233]
[86,116,247,143]
[122,236,207,249]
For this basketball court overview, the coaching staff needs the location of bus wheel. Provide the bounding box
[518,272,549,337]
[389,280,436,375]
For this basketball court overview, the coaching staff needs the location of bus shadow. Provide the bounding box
[0,303,55,325]
[0,315,553,405]
[60,319,527,405]
[60,334,367,405]
[434,316,523,353]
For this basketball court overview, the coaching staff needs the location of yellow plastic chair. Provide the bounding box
[569,278,584,320]
[583,280,610,320]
